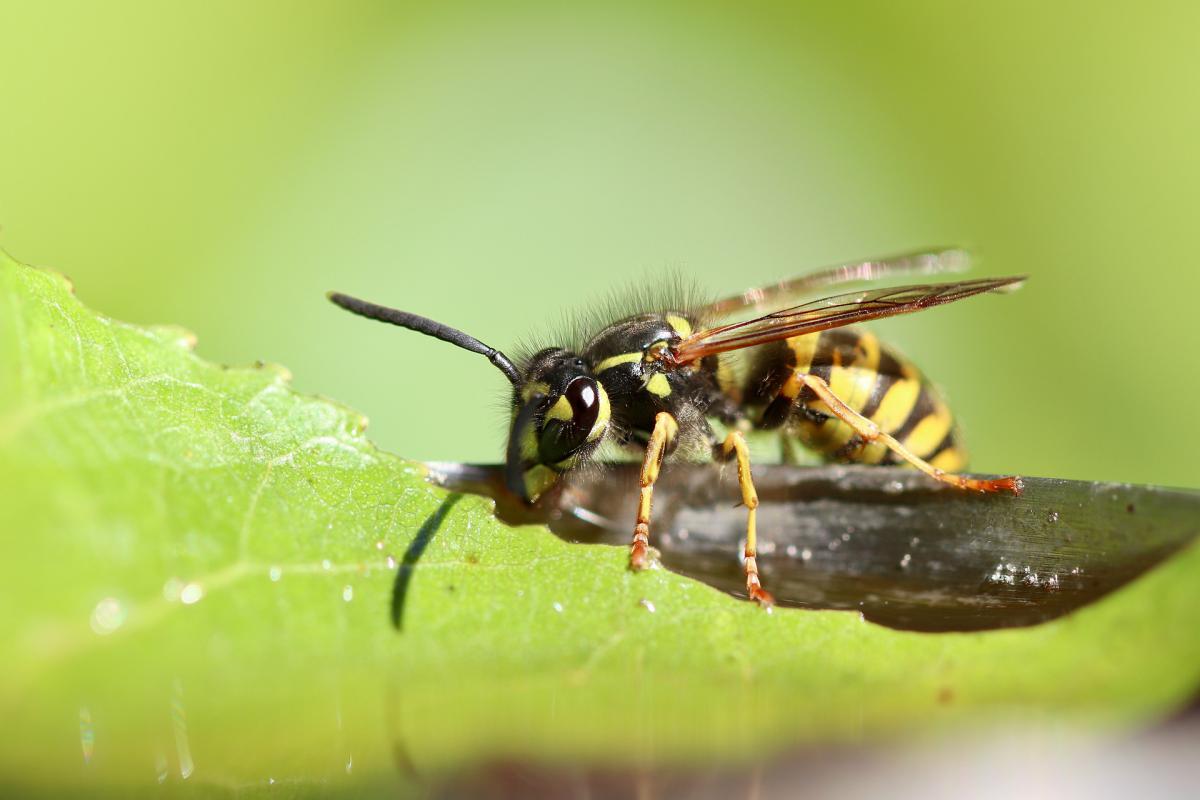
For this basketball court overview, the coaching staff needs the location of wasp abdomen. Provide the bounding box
[744,328,967,471]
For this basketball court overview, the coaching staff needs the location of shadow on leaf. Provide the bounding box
[392,493,463,630]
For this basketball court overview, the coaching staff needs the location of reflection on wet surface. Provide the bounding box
[425,463,1200,632]
[423,723,1200,800]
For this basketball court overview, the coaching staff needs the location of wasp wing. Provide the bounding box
[702,248,971,319]
[672,276,1025,364]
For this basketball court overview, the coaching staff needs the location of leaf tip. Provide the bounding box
[2,249,77,296]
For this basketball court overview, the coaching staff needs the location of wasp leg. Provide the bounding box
[631,412,680,570]
[718,430,775,607]
[782,372,1023,495]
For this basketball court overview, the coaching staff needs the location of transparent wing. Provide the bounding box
[702,248,971,319]
[671,276,1024,364]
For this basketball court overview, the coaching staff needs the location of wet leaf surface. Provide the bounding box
[431,463,1200,631]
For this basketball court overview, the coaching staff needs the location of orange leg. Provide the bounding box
[720,430,775,607]
[630,412,679,570]
[783,372,1022,495]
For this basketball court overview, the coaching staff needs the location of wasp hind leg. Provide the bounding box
[717,430,775,607]
[786,372,1022,494]
[630,412,680,571]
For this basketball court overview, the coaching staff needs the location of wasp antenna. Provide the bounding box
[505,393,545,500]
[327,291,522,386]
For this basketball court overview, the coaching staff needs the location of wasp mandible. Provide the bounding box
[329,249,1024,607]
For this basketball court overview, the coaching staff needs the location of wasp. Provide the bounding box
[329,249,1023,607]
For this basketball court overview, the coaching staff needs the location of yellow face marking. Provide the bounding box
[520,381,550,402]
[901,403,954,458]
[522,465,559,502]
[544,394,572,422]
[644,372,671,397]
[586,384,611,442]
[666,314,693,338]
[519,421,539,461]
[553,454,579,470]
[594,352,641,373]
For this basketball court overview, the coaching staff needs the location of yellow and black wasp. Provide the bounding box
[329,249,1023,607]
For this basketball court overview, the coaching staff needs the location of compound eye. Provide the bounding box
[564,376,600,432]
[537,376,603,465]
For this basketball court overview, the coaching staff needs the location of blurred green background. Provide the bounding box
[3,0,1198,488]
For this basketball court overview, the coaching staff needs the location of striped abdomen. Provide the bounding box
[743,328,967,471]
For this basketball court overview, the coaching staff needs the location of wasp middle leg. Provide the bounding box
[630,411,679,570]
[716,429,775,607]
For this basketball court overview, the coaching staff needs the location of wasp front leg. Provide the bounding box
[630,411,679,570]
[717,430,775,607]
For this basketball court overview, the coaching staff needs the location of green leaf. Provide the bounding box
[2,251,1198,794]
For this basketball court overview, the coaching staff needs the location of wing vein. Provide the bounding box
[671,276,1024,364]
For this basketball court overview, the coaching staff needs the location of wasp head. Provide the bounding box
[507,348,611,503]
[325,292,610,504]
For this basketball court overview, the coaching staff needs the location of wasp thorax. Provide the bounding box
[508,348,611,501]
[576,313,699,436]
[581,313,690,366]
